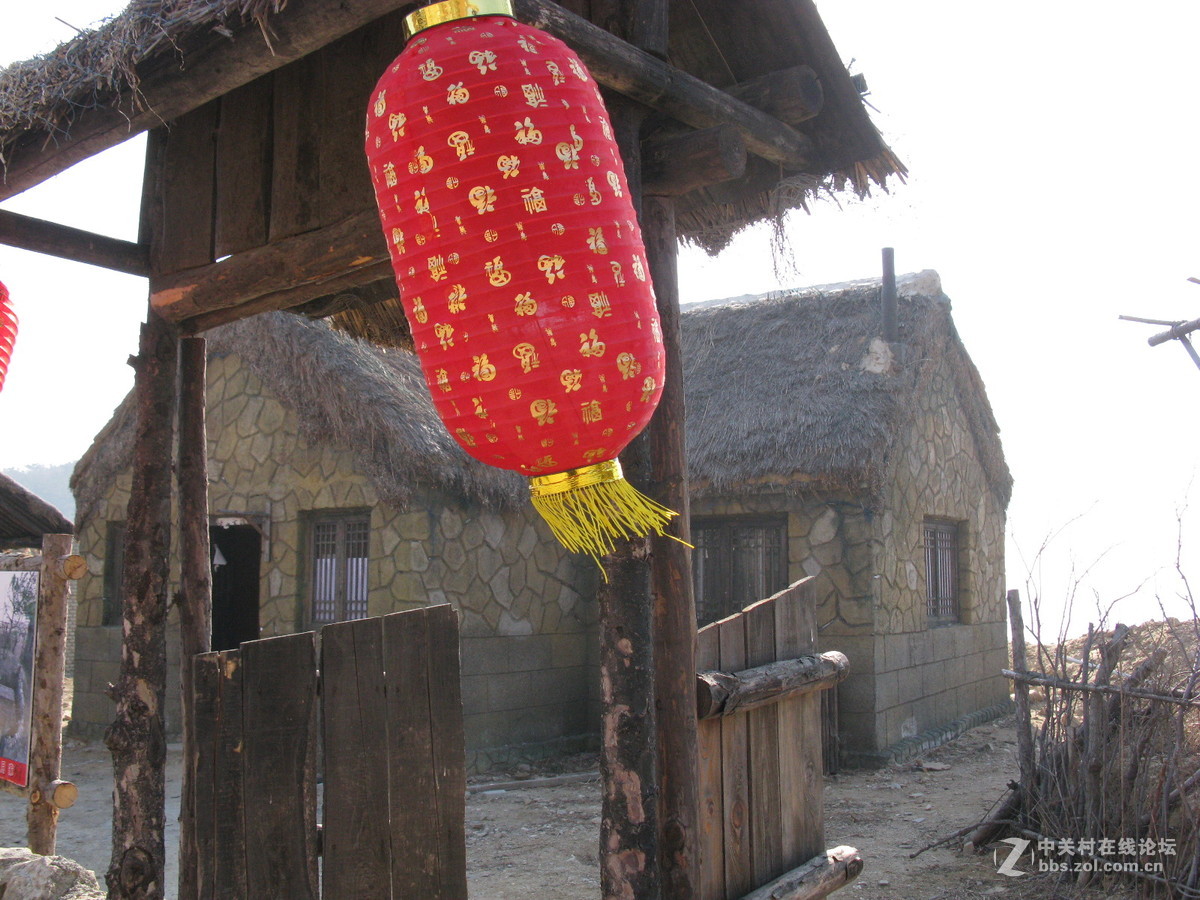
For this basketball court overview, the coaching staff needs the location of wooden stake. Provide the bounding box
[176,337,211,900]
[737,846,864,900]
[1006,590,1035,799]
[105,310,178,900]
[27,533,74,855]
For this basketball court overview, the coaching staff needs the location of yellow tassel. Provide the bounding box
[529,459,682,568]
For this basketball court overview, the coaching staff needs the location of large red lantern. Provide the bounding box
[366,0,675,559]
[0,282,15,394]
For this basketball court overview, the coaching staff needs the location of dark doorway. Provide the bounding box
[210,524,261,651]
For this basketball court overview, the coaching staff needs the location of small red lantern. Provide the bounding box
[366,0,675,559]
[0,282,15,393]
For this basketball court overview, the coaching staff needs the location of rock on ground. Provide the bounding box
[0,847,103,900]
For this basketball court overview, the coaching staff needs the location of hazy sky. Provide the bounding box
[1,0,1197,634]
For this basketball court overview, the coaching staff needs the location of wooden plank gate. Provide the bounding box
[190,604,467,899]
[696,577,860,900]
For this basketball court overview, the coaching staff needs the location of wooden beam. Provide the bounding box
[738,846,864,900]
[513,0,816,169]
[696,652,850,721]
[643,126,746,197]
[0,0,415,203]
[725,65,824,127]
[149,210,389,326]
[0,208,149,276]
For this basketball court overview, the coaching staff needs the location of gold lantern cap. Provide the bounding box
[404,0,515,40]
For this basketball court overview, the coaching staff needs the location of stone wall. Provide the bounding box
[864,348,1009,759]
[71,351,597,768]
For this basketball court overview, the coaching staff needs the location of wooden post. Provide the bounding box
[105,309,178,900]
[177,337,211,900]
[27,534,77,855]
[644,191,701,900]
[598,92,660,900]
[1006,590,1035,799]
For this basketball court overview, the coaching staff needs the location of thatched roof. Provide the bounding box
[681,271,1012,505]
[0,0,902,251]
[0,471,72,547]
[71,312,523,525]
[74,270,1010,527]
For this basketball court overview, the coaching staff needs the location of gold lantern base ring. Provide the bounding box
[529,460,682,566]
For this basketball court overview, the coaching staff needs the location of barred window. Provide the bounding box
[924,519,961,623]
[691,516,788,627]
[309,512,371,626]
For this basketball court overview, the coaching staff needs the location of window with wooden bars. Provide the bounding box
[924,519,961,623]
[691,516,788,627]
[307,512,371,627]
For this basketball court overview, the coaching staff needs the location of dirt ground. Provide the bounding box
[0,714,1145,899]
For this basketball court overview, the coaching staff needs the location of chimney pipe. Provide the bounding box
[881,247,897,343]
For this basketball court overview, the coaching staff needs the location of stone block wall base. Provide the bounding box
[465,732,599,776]
[841,701,1014,769]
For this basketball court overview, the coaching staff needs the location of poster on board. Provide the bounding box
[0,570,38,787]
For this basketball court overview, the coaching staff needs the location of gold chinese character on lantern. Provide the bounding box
[447,130,475,160]
[428,255,449,281]
[521,187,547,214]
[389,112,407,140]
[587,227,607,255]
[468,185,496,214]
[579,329,606,358]
[447,82,470,105]
[485,256,512,286]
[560,369,582,392]
[497,155,521,179]
[472,354,497,381]
[606,171,623,197]
[468,49,497,73]
[447,283,468,313]
[530,398,558,425]
[538,254,565,283]
[589,292,612,318]
[419,58,444,81]
[640,376,657,402]
[580,400,603,424]
[514,117,543,145]
[514,292,537,316]
[412,296,429,324]
[522,83,547,107]
[616,352,642,380]
[373,91,388,117]
[435,323,455,349]
[513,342,540,373]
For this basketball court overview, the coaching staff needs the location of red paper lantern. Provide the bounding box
[0,282,15,394]
[365,0,675,558]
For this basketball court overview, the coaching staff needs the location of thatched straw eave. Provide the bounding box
[0,0,902,249]
[71,312,525,529]
[681,271,1012,507]
[0,471,73,547]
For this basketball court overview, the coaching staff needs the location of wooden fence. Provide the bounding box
[190,603,467,899]
[696,576,858,900]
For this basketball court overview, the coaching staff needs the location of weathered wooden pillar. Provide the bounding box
[105,309,178,900]
[176,337,211,900]
[643,193,700,899]
[27,534,82,854]
[598,92,661,900]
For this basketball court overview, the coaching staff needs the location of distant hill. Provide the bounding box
[2,462,75,521]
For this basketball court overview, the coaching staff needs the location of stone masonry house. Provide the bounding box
[69,312,596,771]
[72,269,1009,768]
[682,271,1013,765]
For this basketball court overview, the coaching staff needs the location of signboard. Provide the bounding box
[0,570,38,787]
